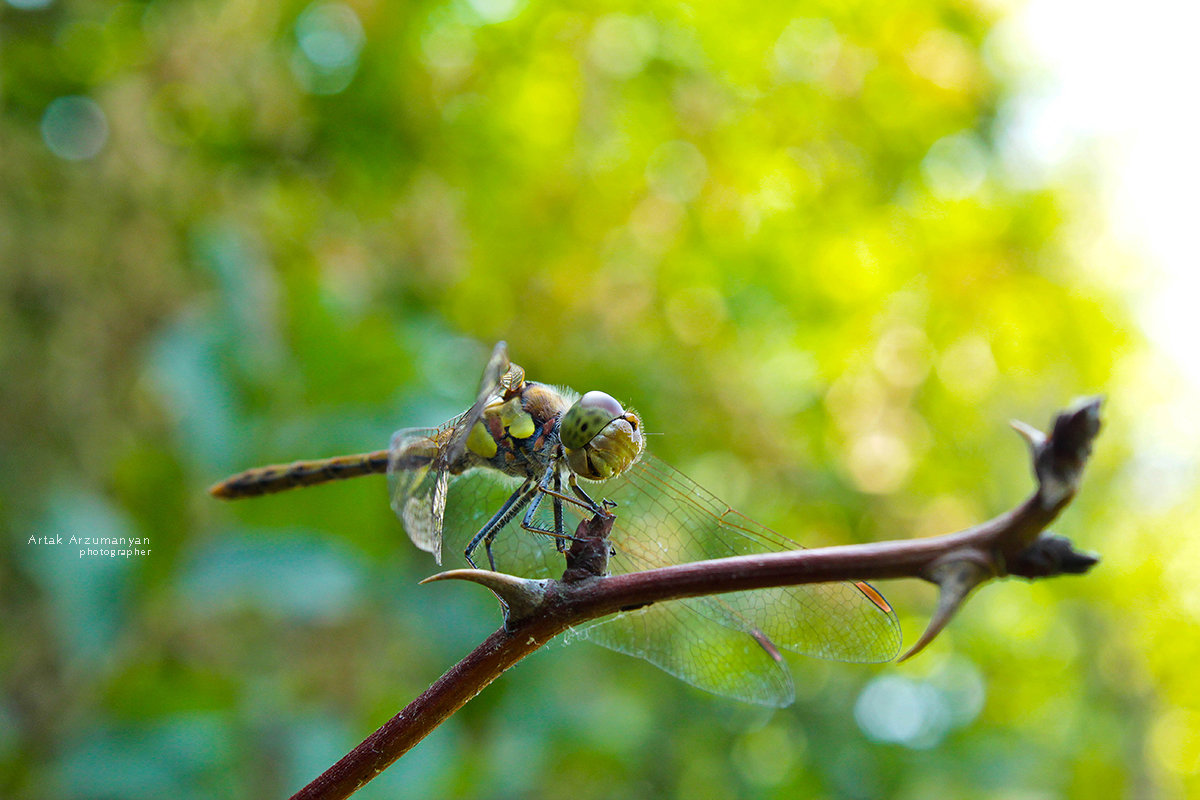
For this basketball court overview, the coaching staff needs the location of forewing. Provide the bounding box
[387,427,449,564]
[388,342,516,564]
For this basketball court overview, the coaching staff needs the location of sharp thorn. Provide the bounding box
[420,569,549,622]
[898,559,991,662]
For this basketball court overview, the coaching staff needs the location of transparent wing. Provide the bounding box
[388,341,521,564]
[435,468,797,704]
[591,455,903,665]
[568,600,797,707]
[438,341,515,468]
[387,427,449,563]
[429,455,901,706]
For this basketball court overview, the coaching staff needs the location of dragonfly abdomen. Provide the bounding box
[209,450,389,499]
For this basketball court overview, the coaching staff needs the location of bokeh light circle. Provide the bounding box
[40,96,108,161]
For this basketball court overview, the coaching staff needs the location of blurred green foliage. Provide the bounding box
[2,0,1196,798]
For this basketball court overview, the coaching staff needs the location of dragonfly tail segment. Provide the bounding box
[208,450,390,499]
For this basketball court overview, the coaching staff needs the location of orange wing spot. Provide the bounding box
[854,581,892,614]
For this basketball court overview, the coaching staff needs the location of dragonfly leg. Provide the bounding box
[519,466,562,534]
[568,474,610,515]
[519,465,580,550]
[553,471,567,553]
[492,465,571,566]
[524,470,609,518]
[465,479,537,570]
[517,469,617,556]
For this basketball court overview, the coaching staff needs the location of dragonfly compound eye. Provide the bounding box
[563,391,645,480]
[561,391,625,450]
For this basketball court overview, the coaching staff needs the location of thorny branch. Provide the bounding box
[290,397,1103,800]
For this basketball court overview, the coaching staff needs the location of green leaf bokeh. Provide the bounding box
[3,0,1197,798]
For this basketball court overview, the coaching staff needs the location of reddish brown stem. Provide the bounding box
[290,627,551,800]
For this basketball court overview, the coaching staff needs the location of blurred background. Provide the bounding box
[3,0,1198,797]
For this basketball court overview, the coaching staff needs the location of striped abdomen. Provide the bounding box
[209,450,390,499]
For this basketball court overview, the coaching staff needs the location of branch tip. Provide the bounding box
[1008,534,1100,579]
[1023,396,1104,509]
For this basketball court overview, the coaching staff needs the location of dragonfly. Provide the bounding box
[210,342,901,706]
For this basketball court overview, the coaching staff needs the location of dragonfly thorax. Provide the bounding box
[462,380,570,480]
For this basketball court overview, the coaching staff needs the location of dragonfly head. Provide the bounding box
[561,391,645,481]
